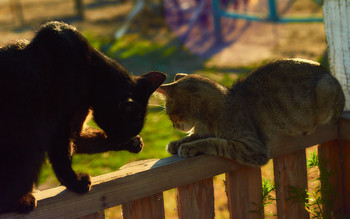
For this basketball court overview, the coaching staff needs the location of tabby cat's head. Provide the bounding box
[157,73,227,133]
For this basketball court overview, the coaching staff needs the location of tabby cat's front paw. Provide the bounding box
[167,140,182,155]
[67,173,92,194]
[178,143,203,157]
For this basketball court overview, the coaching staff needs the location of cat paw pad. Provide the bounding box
[13,193,37,214]
[68,173,92,194]
[167,141,182,155]
[126,135,144,153]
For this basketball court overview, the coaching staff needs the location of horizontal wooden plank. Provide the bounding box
[1,156,239,219]
[339,117,350,140]
[270,122,338,158]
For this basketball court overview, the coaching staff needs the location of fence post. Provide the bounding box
[318,141,345,217]
[226,166,262,218]
[273,150,309,219]
[342,141,350,213]
[322,0,350,216]
[122,193,165,219]
[176,177,215,219]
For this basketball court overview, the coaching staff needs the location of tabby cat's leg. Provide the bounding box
[48,135,91,194]
[167,134,202,155]
[177,137,269,166]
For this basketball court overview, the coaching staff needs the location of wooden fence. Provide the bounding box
[1,117,349,219]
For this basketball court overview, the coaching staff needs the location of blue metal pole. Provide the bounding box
[212,0,223,41]
[267,0,279,21]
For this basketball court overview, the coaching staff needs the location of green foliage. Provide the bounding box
[262,178,276,209]
[250,178,276,218]
[307,150,319,168]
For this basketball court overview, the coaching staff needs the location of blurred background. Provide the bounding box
[0,0,326,217]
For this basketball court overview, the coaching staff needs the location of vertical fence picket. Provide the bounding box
[225,166,262,219]
[318,141,345,217]
[322,0,350,215]
[122,193,165,219]
[342,140,350,215]
[273,150,309,219]
[176,177,215,219]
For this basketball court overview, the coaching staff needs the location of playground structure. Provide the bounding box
[212,0,323,39]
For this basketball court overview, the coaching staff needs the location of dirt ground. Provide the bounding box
[0,0,326,68]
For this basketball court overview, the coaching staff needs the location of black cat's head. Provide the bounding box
[92,71,166,146]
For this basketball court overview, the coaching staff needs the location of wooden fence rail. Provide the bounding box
[1,118,349,219]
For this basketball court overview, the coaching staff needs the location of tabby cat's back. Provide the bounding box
[225,58,344,139]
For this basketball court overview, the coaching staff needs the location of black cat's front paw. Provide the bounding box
[123,135,144,153]
[67,173,92,194]
[12,193,37,214]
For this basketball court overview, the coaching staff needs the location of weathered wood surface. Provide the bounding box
[176,178,215,219]
[226,167,262,219]
[318,140,348,218]
[270,122,338,158]
[273,150,309,219]
[342,141,350,215]
[77,211,105,219]
[323,0,350,111]
[339,116,350,140]
[122,193,165,219]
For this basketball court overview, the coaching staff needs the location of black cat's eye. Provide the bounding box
[118,99,139,114]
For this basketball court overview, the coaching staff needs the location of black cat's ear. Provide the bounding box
[175,73,187,81]
[139,71,167,94]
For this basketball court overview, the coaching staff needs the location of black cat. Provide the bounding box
[0,21,166,214]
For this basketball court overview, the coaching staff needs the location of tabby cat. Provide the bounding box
[0,21,166,214]
[157,58,344,166]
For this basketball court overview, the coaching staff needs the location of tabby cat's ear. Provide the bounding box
[156,83,175,96]
[138,71,167,94]
[175,73,188,81]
